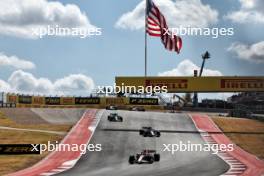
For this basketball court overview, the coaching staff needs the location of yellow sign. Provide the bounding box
[105,97,128,105]
[60,97,75,105]
[32,96,45,105]
[115,76,264,92]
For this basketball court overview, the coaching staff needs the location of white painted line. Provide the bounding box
[40,172,56,176]
[58,166,71,169]
[224,156,235,159]
[51,169,66,172]
[62,159,79,166]
[230,168,246,171]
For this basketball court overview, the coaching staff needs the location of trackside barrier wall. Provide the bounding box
[6,94,161,108]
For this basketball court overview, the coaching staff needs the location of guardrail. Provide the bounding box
[4,94,160,107]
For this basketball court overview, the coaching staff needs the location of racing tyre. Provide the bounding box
[149,157,154,164]
[129,156,135,164]
[139,130,144,135]
[154,154,160,161]
[156,131,161,137]
[120,117,123,122]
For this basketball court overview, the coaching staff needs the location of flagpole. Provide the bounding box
[145,0,148,77]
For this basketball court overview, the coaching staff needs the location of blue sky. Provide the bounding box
[0,0,263,97]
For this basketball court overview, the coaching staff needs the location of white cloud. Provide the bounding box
[158,59,222,76]
[0,70,95,95]
[0,80,11,93]
[115,0,218,30]
[225,0,264,23]
[54,74,95,95]
[158,60,232,101]
[228,41,264,63]
[0,0,96,38]
[0,53,35,69]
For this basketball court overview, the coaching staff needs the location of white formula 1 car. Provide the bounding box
[129,150,160,164]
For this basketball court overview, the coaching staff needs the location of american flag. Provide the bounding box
[146,0,182,54]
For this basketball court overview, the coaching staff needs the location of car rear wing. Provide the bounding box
[142,149,156,153]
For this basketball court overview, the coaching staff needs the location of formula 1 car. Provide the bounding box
[129,150,160,164]
[106,105,118,110]
[107,113,123,122]
[129,106,145,111]
[139,127,161,137]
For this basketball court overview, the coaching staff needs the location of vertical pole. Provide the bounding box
[145,0,148,76]
[193,70,198,107]
[194,58,206,107]
[199,58,206,77]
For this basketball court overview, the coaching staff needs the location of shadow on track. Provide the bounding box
[102,128,264,135]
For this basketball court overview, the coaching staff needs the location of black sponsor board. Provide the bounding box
[129,97,159,105]
[0,144,40,155]
[45,97,60,105]
[18,95,32,104]
[75,97,100,104]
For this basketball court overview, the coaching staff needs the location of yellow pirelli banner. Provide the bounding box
[60,97,75,105]
[32,96,45,105]
[101,97,129,105]
[115,76,264,93]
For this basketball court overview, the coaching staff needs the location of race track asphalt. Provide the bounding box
[57,110,229,176]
